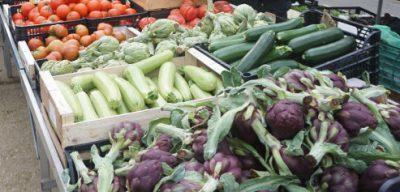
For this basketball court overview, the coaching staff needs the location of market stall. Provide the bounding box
[1,0,400,191]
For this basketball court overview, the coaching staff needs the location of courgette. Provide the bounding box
[89,90,117,118]
[249,59,301,75]
[288,28,344,54]
[92,71,122,109]
[212,32,245,43]
[189,83,212,99]
[182,65,217,92]
[209,37,246,52]
[158,62,177,103]
[259,46,293,64]
[56,81,83,122]
[276,24,327,43]
[75,91,98,121]
[237,31,275,72]
[117,101,129,114]
[174,73,192,101]
[113,77,145,112]
[133,50,174,74]
[146,78,168,107]
[213,43,255,63]
[214,78,224,95]
[302,36,357,64]
[245,18,304,41]
[70,74,94,93]
[124,65,158,105]
[172,88,183,103]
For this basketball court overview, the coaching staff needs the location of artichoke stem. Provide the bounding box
[154,123,193,145]
[70,151,92,184]
[306,142,326,167]
[200,174,219,192]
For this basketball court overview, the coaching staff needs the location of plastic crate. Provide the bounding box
[379,43,400,93]
[1,0,28,5]
[318,6,376,26]
[195,9,380,83]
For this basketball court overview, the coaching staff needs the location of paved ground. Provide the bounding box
[319,0,400,17]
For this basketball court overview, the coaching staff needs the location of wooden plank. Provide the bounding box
[18,41,36,79]
[133,0,182,10]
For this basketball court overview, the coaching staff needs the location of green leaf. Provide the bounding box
[153,164,185,192]
[284,184,309,192]
[170,109,185,128]
[306,168,323,192]
[142,118,170,147]
[221,68,243,87]
[227,138,271,171]
[283,131,305,156]
[349,143,400,163]
[239,175,299,192]
[273,66,291,78]
[333,155,368,174]
[220,173,240,192]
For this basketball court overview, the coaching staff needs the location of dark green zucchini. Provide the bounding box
[248,60,300,75]
[288,28,344,54]
[259,46,293,64]
[212,32,245,43]
[213,43,255,63]
[236,31,275,72]
[209,37,246,52]
[302,36,357,64]
[276,23,327,43]
[244,18,304,42]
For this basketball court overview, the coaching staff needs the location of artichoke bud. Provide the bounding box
[190,106,213,128]
[176,149,194,160]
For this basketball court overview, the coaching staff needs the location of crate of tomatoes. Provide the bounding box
[9,0,146,41]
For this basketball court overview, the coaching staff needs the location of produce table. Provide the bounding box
[0,8,67,192]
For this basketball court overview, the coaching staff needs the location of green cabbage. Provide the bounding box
[42,60,75,75]
[233,4,257,26]
[148,19,178,38]
[155,40,178,55]
[121,42,150,64]
[198,15,214,36]
[216,13,238,36]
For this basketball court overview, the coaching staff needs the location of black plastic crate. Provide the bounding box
[317,6,376,26]
[2,0,28,5]
[195,9,380,83]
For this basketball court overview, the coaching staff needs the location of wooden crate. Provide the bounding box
[133,0,207,10]
[18,27,141,81]
[40,48,226,148]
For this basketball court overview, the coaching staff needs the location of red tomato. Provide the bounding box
[138,17,156,30]
[108,8,120,17]
[37,0,50,12]
[101,11,108,18]
[34,16,46,24]
[25,20,35,26]
[179,4,198,21]
[14,19,25,26]
[87,0,101,12]
[69,3,76,9]
[40,5,53,18]
[88,10,102,18]
[12,13,24,21]
[170,9,180,15]
[73,3,88,17]
[167,14,185,25]
[125,8,136,15]
[198,4,207,18]
[112,3,126,14]
[48,14,61,22]
[50,0,64,10]
[66,11,81,20]
[28,7,40,21]
[99,0,111,11]
[56,5,71,20]
[21,2,35,18]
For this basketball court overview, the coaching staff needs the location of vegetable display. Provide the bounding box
[66,65,400,192]
[55,51,222,123]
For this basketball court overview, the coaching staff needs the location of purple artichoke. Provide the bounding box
[127,160,164,192]
[190,106,213,129]
[111,176,126,192]
[160,180,202,192]
[321,166,359,192]
[326,73,348,91]
[140,148,178,167]
[192,129,231,162]
[111,122,144,147]
[279,149,314,181]
[311,119,350,152]
[382,107,400,140]
[335,102,377,137]
[266,100,305,140]
[154,134,173,152]
[232,105,264,148]
[183,161,205,174]
[359,160,400,192]
[204,153,242,180]
[284,69,315,92]
[79,176,98,192]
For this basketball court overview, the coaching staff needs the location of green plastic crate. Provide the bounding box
[379,42,400,92]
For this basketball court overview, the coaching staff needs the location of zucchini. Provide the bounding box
[158,62,177,103]
[212,32,245,43]
[133,50,174,74]
[92,71,122,109]
[245,18,304,41]
[288,28,344,54]
[209,37,246,52]
[189,83,212,99]
[302,36,357,64]
[75,91,98,121]
[182,65,217,92]
[249,60,300,75]
[259,46,293,64]
[56,81,83,122]
[237,31,275,72]
[89,90,117,118]
[124,65,158,105]
[172,88,183,103]
[214,78,224,95]
[113,77,145,112]
[117,101,129,114]
[70,74,94,93]
[230,59,241,67]
[174,73,192,101]
[213,43,255,63]
[276,24,327,43]
[146,78,168,107]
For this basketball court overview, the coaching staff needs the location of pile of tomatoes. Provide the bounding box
[12,0,138,26]
[28,22,126,61]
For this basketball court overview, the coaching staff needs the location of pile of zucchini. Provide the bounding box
[210,17,357,74]
[55,50,223,122]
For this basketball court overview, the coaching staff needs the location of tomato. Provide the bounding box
[56,4,71,20]
[50,0,64,10]
[138,17,156,30]
[125,8,136,15]
[179,4,198,22]
[108,8,120,17]
[25,21,35,26]
[28,8,40,21]
[37,0,50,12]
[69,3,76,9]
[48,15,60,22]
[167,14,185,25]
[119,20,132,26]
[65,33,81,41]
[12,13,24,21]
[21,2,35,18]
[40,5,53,18]
[221,4,233,13]
[88,10,102,18]
[92,30,105,40]
[87,0,100,12]
[14,19,25,26]
[189,18,200,28]
[47,40,64,53]
[75,24,89,36]
[112,3,126,14]
[97,22,112,31]
[112,0,121,5]
[198,4,207,18]
[34,16,46,24]
[170,9,180,15]
[61,44,79,60]
[40,20,52,33]
[80,0,89,5]
[28,38,44,51]
[99,0,111,11]
[66,11,81,20]
[101,11,108,18]
[65,39,80,47]
[49,24,68,38]
[112,31,126,42]
[79,35,92,47]
[46,51,63,61]
[45,36,59,46]
[73,3,88,17]
[33,46,49,59]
